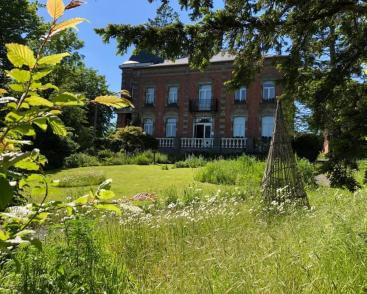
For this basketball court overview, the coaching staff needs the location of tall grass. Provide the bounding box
[2,187,367,292]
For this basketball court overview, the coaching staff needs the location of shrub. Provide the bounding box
[195,156,264,187]
[297,158,317,188]
[97,149,115,160]
[292,133,323,162]
[64,153,100,168]
[110,126,158,152]
[175,155,207,168]
[163,186,179,206]
[12,219,135,293]
[56,171,106,187]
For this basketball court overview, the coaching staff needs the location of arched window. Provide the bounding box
[261,116,274,137]
[143,118,154,135]
[233,116,246,138]
[235,86,247,102]
[263,81,275,100]
[165,118,177,137]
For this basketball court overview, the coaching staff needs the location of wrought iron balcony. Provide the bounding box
[189,99,218,112]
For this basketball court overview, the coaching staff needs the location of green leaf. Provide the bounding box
[94,204,122,216]
[5,111,22,123]
[33,70,53,81]
[48,116,67,137]
[13,125,36,137]
[38,53,70,66]
[74,195,89,204]
[25,96,54,107]
[33,117,49,131]
[9,83,24,92]
[52,92,83,106]
[0,229,9,241]
[93,96,133,109]
[0,175,13,211]
[7,69,31,83]
[0,88,8,96]
[14,158,40,171]
[6,43,36,68]
[38,83,59,91]
[97,189,115,200]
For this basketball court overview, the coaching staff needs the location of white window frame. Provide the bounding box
[167,86,178,105]
[145,87,155,105]
[263,81,275,100]
[261,116,274,137]
[233,116,246,138]
[143,118,154,135]
[199,84,212,110]
[235,86,247,102]
[165,118,177,137]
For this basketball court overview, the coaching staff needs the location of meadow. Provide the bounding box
[2,157,367,293]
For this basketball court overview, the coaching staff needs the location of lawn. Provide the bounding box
[47,165,220,201]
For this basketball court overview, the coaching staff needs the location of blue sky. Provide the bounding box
[36,0,224,93]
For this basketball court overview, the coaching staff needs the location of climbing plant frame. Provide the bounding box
[262,100,309,207]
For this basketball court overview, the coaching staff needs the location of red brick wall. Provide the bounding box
[118,59,282,140]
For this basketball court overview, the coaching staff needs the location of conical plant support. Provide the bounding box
[262,100,309,207]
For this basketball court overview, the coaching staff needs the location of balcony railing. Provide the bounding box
[189,99,218,112]
[157,137,247,149]
[158,138,175,148]
[221,138,247,149]
[181,138,214,149]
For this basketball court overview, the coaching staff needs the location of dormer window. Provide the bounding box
[145,87,155,105]
[263,81,275,100]
[168,86,178,105]
[235,86,246,102]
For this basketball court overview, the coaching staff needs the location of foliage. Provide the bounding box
[110,126,158,152]
[292,133,323,163]
[0,0,130,252]
[195,156,264,187]
[64,152,100,168]
[96,0,367,189]
[0,0,44,87]
[3,219,135,293]
[175,154,207,168]
[297,158,317,188]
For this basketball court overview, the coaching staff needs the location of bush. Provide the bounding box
[64,153,100,168]
[110,126,158,152]
[292,133,323,162]
[195,156,264,188]
[175,155,207,168]
[11,219,135,293]
[56,171,106,187]
[297,158,317,188]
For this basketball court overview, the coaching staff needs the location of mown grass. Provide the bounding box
[47,165,219,201]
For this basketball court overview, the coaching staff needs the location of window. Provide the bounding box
[235,86,246,102]
[261,116,274,137]
[233,116,246,138]
[199,84,212,110]
[263,81,275,100]
[143,118,154,135]
[168,86,178,105]
[145,87,155,105]
[165,118,177,137]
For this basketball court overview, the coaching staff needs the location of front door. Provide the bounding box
[194,120,213,148]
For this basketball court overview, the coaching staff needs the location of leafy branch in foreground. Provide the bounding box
[0,0,132,251]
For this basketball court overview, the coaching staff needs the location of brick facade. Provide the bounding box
[117,55,282,153]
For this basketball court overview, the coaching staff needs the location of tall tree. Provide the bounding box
[0,0,44,86]
[96,0,367,189]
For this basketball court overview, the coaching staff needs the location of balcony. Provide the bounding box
[189,99,218,112]
[157,137,247,150]
[261,97,276,103]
